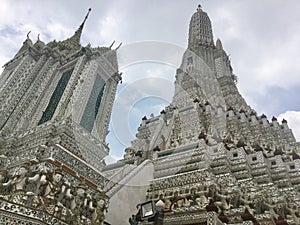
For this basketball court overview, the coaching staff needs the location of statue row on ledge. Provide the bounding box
[0,159,108,225]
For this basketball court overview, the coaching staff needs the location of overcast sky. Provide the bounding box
[1,0,300,162]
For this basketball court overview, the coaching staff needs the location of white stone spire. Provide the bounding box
[188,5,214,49]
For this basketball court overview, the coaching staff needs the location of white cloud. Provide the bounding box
[99,16,120,42]
[45,23,73,41]
[104,154,122,164]
[110,74,173,147]
[278,111,300,141]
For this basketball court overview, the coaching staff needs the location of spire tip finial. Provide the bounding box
[197,4,202,12]
[82,8,92,27]
[62,8,92,46]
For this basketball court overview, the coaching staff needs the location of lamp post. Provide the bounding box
[129,197,185,225]
[129,200,162,225]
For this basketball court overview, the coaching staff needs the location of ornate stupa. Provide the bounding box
[104,5,300,225]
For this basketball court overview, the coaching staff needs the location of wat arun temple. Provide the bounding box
[0,4,299,225]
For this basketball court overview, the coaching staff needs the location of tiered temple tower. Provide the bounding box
[1,5,299,225]
[105,5,300,225]
[0,9,121,224]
